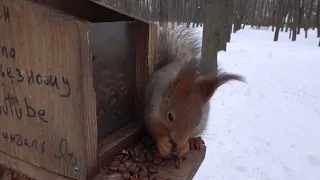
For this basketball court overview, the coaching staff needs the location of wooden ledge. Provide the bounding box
[96,123,206,180]
[98,123,145,171]
[157,147,206,180]
[93,146,206,180]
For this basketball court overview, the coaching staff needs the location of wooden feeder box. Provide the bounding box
[0,0,206,179]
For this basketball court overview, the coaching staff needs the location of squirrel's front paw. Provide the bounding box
[176,140,190,156]
[189,137,205,151]
[157,136,173,156]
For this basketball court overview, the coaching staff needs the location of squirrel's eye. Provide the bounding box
[167,112,174,122]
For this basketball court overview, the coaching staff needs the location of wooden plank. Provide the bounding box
[0,150,72,180]
[97,123,144,172]
[158,147,206,180]
[133,21,157,122]
[89,0,208,25]
[30,0,134,22]
[78,22,98,180]
[147,23,157,76]
[89,0,153,24]
[0,0,95,179]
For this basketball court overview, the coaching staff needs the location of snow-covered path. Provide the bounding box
[194,27,320,180]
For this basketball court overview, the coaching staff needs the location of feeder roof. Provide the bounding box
[90,0,205,25]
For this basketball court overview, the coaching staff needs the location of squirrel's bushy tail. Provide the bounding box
[155,23,201,70]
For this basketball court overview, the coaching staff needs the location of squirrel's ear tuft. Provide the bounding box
[197,70,246,102]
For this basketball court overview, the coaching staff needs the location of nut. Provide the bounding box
[108,161,120,172]
[146,153,153,162]
[146,163,157,173]
[149,173,160,180]
[118,163,127,173]
[128,163,138,174]
[138,165,148,177]
[153,153,162,165]
[123,160,132,168]
[138,154,146,163]
[122,171,131,180]
[134,146,142,157]
[133,156,141,163]
[121,149,129,155]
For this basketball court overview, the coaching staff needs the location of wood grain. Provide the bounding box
[0,150,72,180]
[78,22,98,180]
[0,0,96,179]
[158,147,206,180]
[98,123,144,172]
[133,21,157,122]
[30,0,134,22]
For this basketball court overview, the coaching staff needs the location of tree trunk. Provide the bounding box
[274,0,285,41]
[240,0,248,29]
[272,0,277,31]
[250,0,258,26]
[286,11,292,32]
[262,0,269,27]
[289,28,292,39]
[292,0,299,41]
[297,0,305,34]
[219,0,229,51]
[227,0,235,42]
[201,0,224,75]
[281,0,289,32]
[305,0,315,38]
[233,0,242,33]
[317,0,320,37]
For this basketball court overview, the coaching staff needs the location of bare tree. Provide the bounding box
[317,0,320,37]
[272,0,278,31]
[297,0,306,34]
[227,0,235,42]
[292,0,300,41]
[274,0,285,41]
[219,0,229,51]
[304,0,315,38]
[234,0,242,32]
[201,0,224,75]
[205,0,319,45]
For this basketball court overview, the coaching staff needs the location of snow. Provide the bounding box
[193,27,320,180]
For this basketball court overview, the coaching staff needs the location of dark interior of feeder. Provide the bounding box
[89,22,137,141]
[32,0,137,141]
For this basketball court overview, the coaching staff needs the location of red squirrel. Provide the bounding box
[143,23,245,158]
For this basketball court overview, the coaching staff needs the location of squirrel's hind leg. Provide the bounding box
[189,137,205,151]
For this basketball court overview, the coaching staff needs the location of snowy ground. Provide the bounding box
[193,27,320,180]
